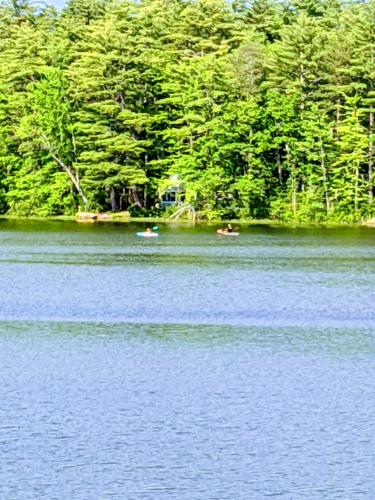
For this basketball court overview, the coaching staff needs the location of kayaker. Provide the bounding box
[227,224,233,233]
[146,227,152,232]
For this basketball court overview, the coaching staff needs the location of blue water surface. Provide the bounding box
[0,220,374,499]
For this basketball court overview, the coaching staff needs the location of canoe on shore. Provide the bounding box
[76,211,111,223]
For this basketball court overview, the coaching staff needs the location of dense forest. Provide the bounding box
[1,0,375,221]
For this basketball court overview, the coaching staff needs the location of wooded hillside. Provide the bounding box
[1,0,375,221]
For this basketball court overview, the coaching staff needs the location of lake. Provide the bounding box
[0,219,374,499]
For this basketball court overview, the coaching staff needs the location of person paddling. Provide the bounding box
[216,224,239,235]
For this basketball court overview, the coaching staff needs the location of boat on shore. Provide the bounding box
[76,211,111,223]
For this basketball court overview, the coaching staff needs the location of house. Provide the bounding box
[159,174,185,209]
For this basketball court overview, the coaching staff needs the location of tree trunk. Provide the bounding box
[291,175,297,216]
[143,185,148,210]
[50,151,88,209]
[189,135,193,153]
[320,139,330,213]
[119,188,127,211]
[286,143,297,216]
[109,186,117,212]
[276,147,282,183]
[299,63,305,111]
[369,111,374,204]
[130,185,142,207]
[355,161,359,213]
[42,136,89,209]
[335,99,341,140]
[144,153,148,209]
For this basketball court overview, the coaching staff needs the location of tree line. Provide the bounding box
[1,0,375,222]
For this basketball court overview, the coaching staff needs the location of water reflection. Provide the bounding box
[0,320,373,357]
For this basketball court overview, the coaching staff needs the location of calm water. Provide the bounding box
[0,220,374,499]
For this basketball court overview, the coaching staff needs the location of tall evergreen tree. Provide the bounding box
[0,0,374,221]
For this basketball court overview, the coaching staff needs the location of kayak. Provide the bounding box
[136,232,159,237]
[216,229,240,236]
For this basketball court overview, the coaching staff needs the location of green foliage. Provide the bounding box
[0,0,374,221]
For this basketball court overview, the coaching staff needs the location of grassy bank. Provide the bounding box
[0,212,372,229]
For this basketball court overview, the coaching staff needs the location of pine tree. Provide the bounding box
[332,98,368,219]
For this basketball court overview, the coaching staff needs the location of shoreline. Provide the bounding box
[0,213,373,229]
